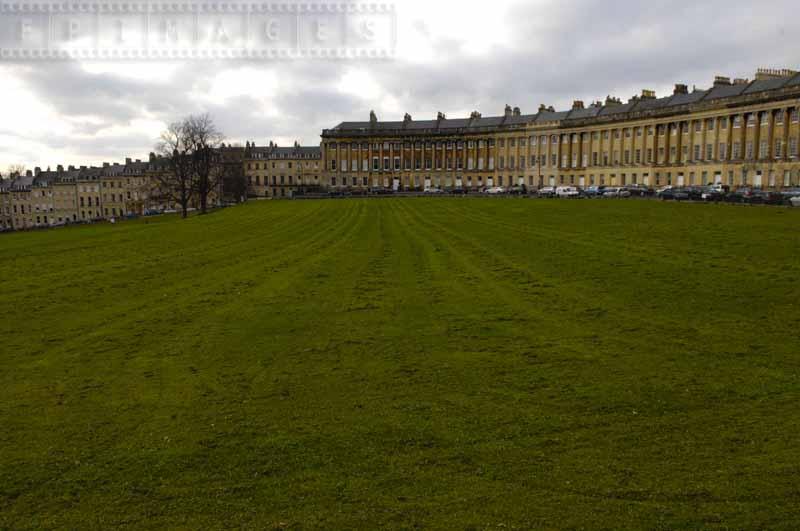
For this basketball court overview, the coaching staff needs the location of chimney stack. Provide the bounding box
[572,100,584,110]
[436,111,446,121]
[404,112,413,124]
[513,106,521,116]
[673,84,688,95]
[734,78,749,85]
[57,165,64,172]
[641,89,656,99]
[125,157,132,164]
[34,166,41,176]
[713,76,731,87]
[504,104,513,117]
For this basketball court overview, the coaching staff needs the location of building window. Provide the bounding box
[706,144,713,160]
[732,142,741,159]
[719,143,727,160]
[694,145,701,161]
[789,137,798,158]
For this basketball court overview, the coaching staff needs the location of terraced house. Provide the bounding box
[243,141,323,198]
[321,68,800,191]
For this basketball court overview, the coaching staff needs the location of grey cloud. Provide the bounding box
[3,0,800,168]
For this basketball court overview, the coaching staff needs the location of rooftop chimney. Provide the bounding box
[149,152,156,163]
[34,166,41,176]
[673,84,688,95]
[26,170,33,177]
[538,104,547,112]
[513,106,521,116]
[504,104,513,117]
[57,165,64,172]
[125,157,132,164]
[641,89,656,100]
[436,111,445,121]
[755,68,798,81]
[369,110,378,125]
[135,159,141,163]
[404,113,412,124]
[470,111,482,119]
[103,162,110,168]
[68,165,75,171]
[572,100,584,110]
[734,78,749,85]
[604,96,621,106]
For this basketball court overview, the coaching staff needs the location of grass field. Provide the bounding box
[1,198,799,529]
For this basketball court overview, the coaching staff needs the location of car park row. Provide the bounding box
[307,185,800,206]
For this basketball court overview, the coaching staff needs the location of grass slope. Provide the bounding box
[1,199,799,529]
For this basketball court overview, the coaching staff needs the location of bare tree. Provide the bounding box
[7,164,26,178]
[155,122,194,219]
[185,114,224,215]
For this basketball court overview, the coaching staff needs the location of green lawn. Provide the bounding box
[1,198,799,529]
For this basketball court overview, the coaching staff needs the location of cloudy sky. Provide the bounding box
[1,0,798,172]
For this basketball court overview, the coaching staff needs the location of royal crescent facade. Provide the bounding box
[321,68,800,191]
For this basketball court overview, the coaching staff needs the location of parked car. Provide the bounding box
[555,186,581,198]
[583,185,605,197]
[602,187,629,198]
[626,185,653,197]
[483,186,506,195]
[537,186,556,198]
[725,188,756,204]
[659,188,690,201]
[701,186,726,201]
[424,188,444,194]
[684,187,705,201]
[508,185,527,196]
[751,190,786,205]
[791,196,800,208]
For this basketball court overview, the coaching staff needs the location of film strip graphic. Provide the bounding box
[0,2,396,60]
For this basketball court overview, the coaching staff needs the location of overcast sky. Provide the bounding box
[1,0,798,172]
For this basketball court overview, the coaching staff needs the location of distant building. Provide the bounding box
[243,141,322,198]
[321,68,800,191]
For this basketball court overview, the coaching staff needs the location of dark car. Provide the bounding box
[626,185,655,197]
[659,188,690,201]
[751,190,786,205]
[725,188,754,203]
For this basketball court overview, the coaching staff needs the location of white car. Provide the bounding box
[538,186,556,198]
[791,196,800,208]
[484,187,506,195]
[556,186,581,198]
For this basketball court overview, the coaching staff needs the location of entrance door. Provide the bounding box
[392,178,400,191]
[677,174,685,186]
[754,172,763,188]
[714,173,722,185]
